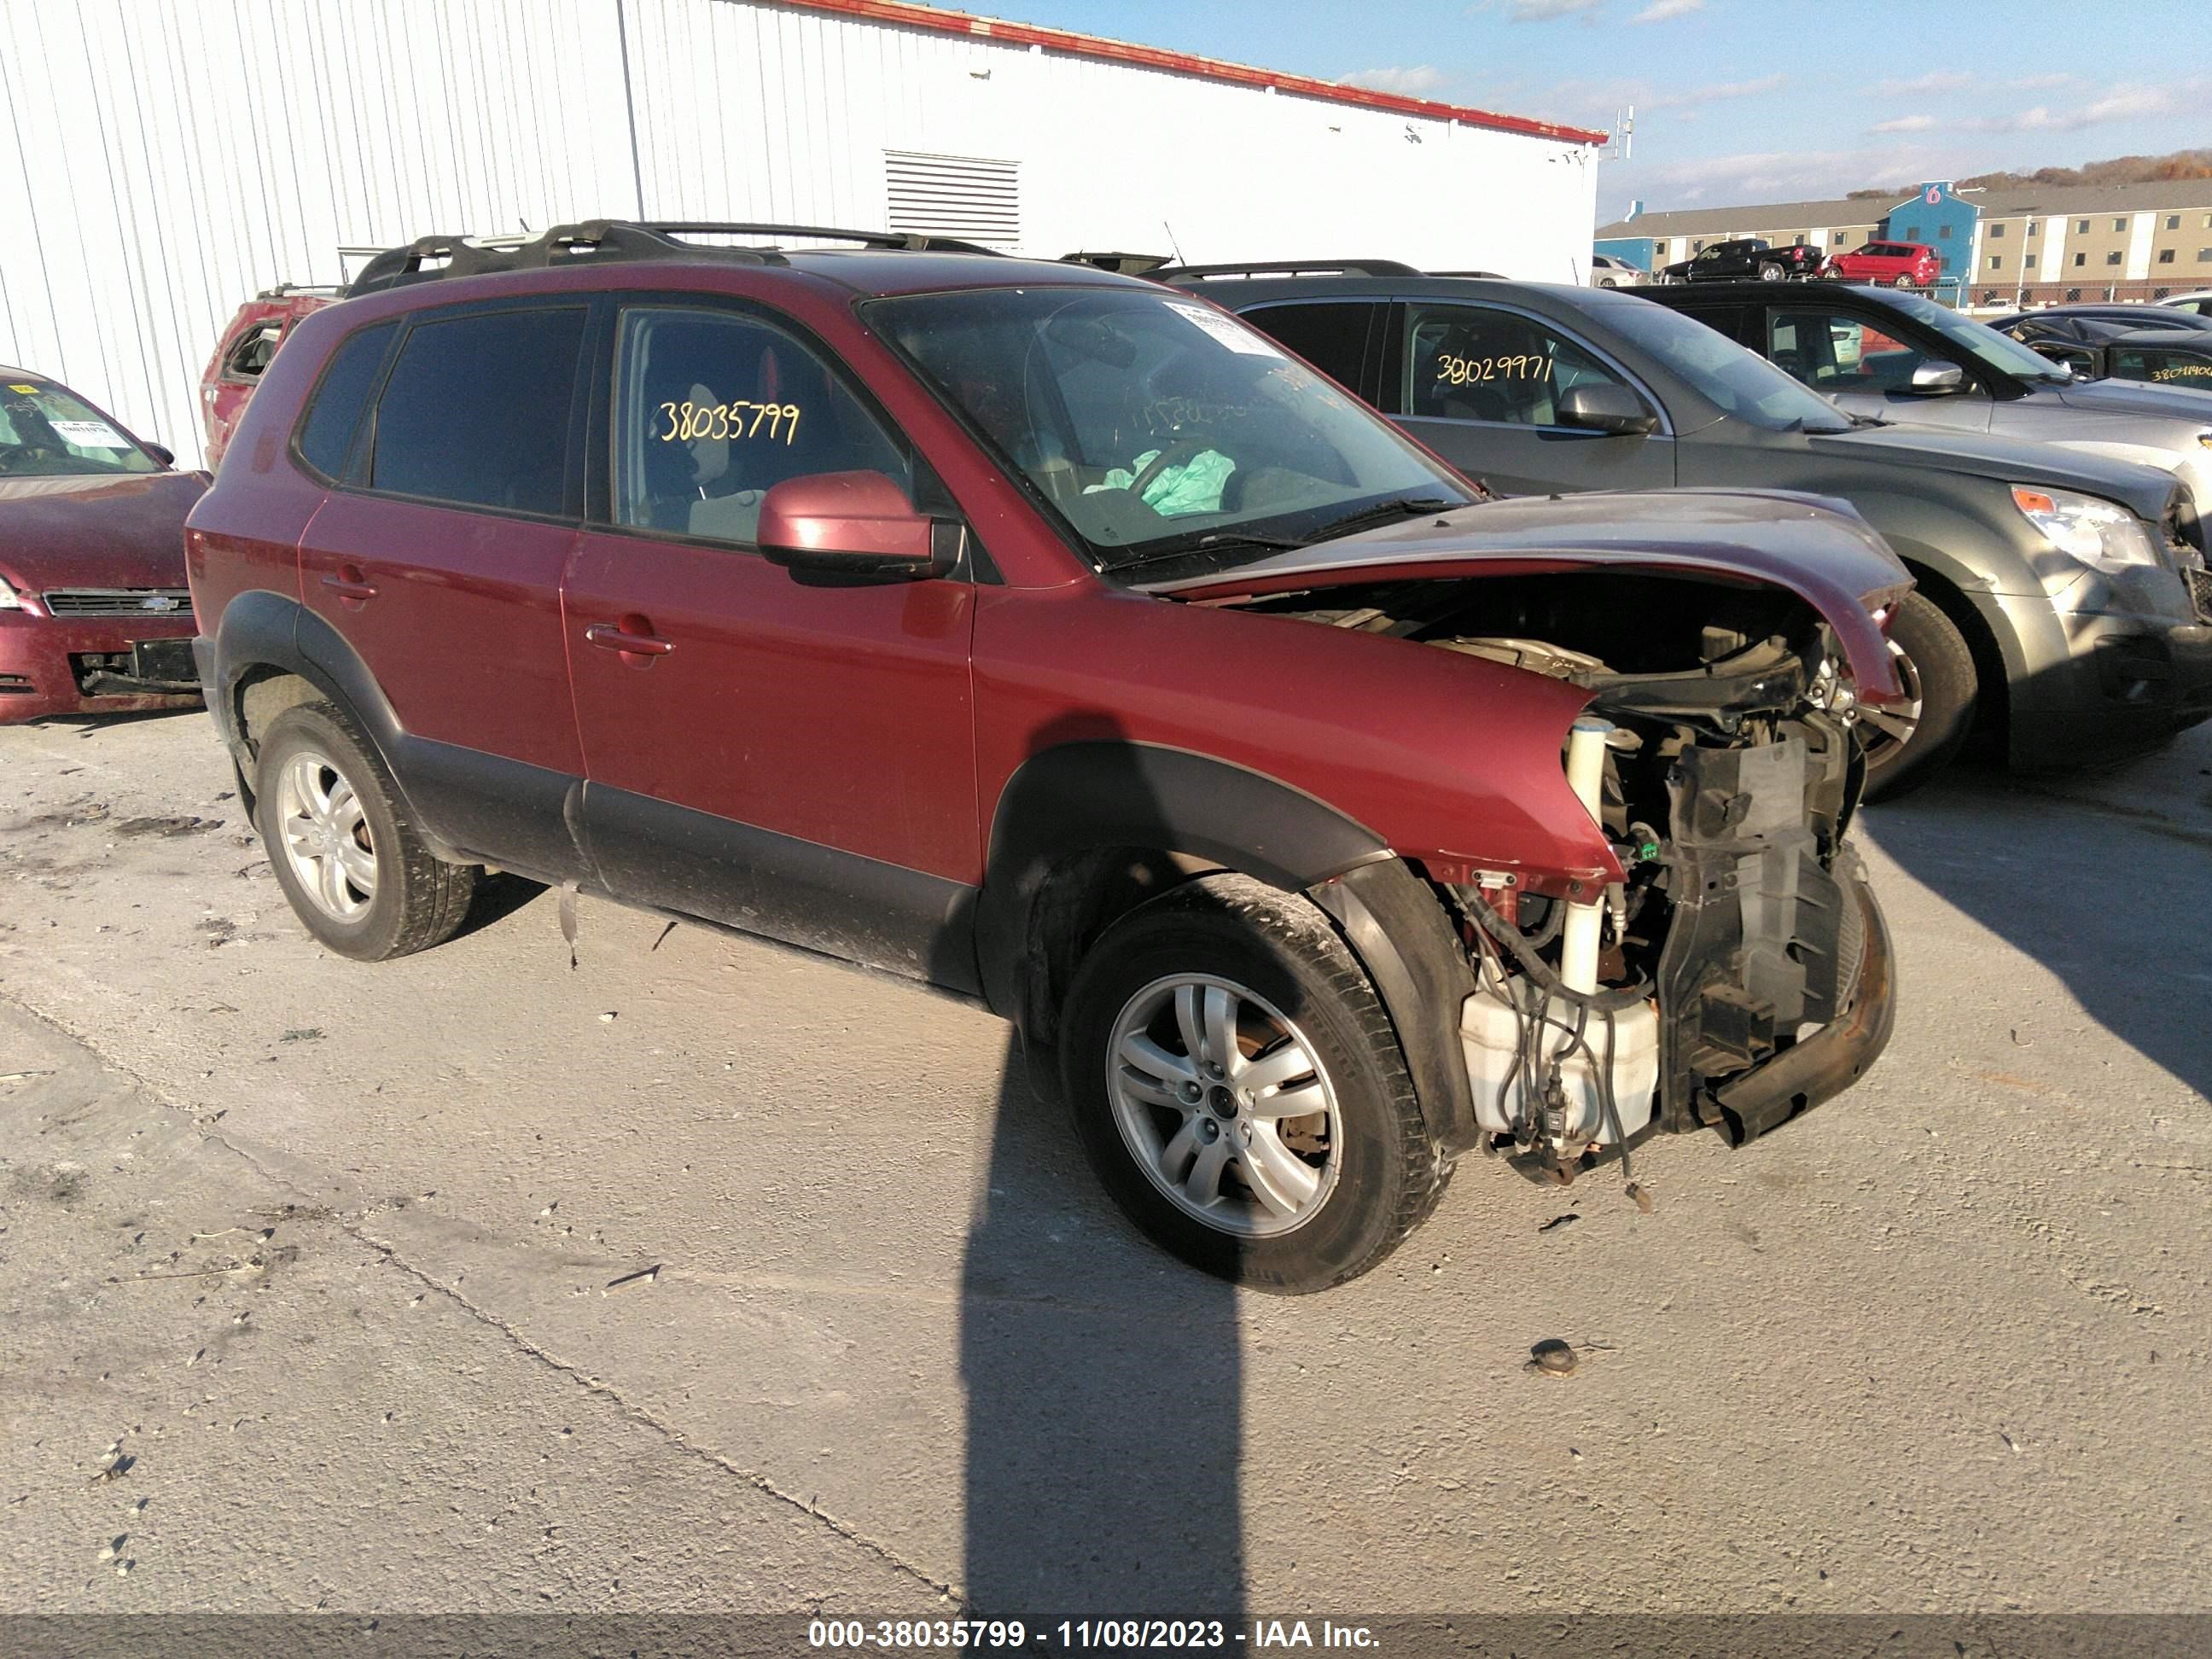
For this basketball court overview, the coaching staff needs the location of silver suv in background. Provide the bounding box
[1640,281,2212,556]
[1168,266,2212,797]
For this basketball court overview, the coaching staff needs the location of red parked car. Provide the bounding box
[200,286,341,469]
[185,222,1906,1289]
[1824,241,1941,289]
[1,369,205,722]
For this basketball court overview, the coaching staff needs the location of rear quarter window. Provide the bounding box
[295,321,398,480]
[1239,302,1376,393]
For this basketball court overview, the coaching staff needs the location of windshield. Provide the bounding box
[0,380,158,477]
[869,286,1477,571]
[1881,291,2074,385]
[1603,299,1852,433]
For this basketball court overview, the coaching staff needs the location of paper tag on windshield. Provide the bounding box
[52,419,129,449]
[1166,301,1283,358]
[6,383,35,394]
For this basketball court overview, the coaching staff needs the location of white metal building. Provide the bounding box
[0,0,1605,468]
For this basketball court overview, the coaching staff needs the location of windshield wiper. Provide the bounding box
[1097,528,1306,576]
[1297,496,1459,546]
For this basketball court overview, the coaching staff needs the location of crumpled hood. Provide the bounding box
[0,470,205,592]
[1140,488,1915,703]
[1809,420,2181,522]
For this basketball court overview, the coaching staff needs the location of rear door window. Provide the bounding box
[367,307,588,515]
[609,306,911,547]
[294,321,397,481]
[1240,302,1379,399]
[1404,304,1630,427]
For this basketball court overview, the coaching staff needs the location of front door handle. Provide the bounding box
[585,620,674,658]
[321,567,377,606]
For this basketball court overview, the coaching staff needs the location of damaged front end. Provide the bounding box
[1272,568,1901,1177]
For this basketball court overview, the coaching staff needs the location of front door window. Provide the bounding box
[613,306,912,547]
[1768,308,1927,394]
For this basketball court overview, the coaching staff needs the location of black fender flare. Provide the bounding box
[980,742,1478,1150]
[205,591,459,859]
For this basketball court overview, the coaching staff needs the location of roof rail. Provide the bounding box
[345,218,1003,294]
[346,234,524,294]
[1152,259,1423,282]
[1429,269,1505,279]
[253,282,346,300]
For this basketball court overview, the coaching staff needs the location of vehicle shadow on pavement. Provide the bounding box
[451,870,550,940]
[1866,726,2212,1101]
[960,1036,1245,1621]
[958,713,1246,1621]
[28,706,205,736]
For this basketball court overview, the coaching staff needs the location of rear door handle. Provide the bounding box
[585,621,674,657]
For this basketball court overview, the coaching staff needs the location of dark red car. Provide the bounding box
[1825,241,1941,288]
[1,369,205,722]
[200,287,341,470]
[185,222,1906,1289]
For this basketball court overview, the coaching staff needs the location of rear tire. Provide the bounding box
[1061,874,1447,1293]
[255,701,480,960]
[1758,262,1785,281]
[1860,591,1979,801]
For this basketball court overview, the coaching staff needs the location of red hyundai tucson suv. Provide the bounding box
[185,221,1906,1290]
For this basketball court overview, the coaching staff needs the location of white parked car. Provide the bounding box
[1588,254,1644,288]
[2159,290,2212,317]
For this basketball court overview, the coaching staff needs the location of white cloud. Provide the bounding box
[1967,80,2199,132]
[1870,114,1936,134]
[1868,69,1973,96]
[1337,65,1448,96]
[1599,140,1953,220]
[2007,73,2073,90]
[1504,0,1604,20]
[1643,72,1785,113]
[1630,0,1704,20]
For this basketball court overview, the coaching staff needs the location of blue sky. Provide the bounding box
[986,0,2211,223]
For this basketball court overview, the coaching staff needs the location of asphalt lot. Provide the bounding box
[2,706,2208,1617]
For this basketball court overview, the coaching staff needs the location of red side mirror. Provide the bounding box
[757,470,949,579]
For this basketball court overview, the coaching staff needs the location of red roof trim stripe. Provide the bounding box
[771,0,1611,146]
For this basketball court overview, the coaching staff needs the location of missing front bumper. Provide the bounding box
[1708,868,1897,1144]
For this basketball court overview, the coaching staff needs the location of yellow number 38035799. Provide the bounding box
[658,399,804,445]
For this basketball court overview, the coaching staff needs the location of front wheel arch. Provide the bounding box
[1895,560,2011,742]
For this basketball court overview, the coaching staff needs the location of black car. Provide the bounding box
[1994,314,2212,393]
[1985,303,2212,336]
[1161,264,2210,796]
[1657,238,1823,284]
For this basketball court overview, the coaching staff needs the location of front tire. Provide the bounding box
[255,701,480,961]
[1061,874,1447,1293]
[1859,591,1979,800]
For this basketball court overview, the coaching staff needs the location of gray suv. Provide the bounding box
[1642,281,2212,554]
[1170,266,2212,796]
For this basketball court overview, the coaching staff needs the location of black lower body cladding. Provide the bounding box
[1653,731,1895,1140]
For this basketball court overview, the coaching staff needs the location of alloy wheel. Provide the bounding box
[1107,974,1342,1237]
[276,748,378,921]
[1855,637,1924,771]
